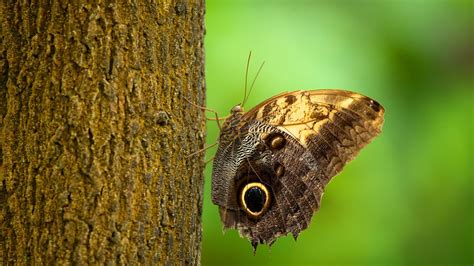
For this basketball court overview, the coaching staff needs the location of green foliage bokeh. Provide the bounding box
[202,1,472,265]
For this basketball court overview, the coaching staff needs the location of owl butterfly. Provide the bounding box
[211,89,384,250]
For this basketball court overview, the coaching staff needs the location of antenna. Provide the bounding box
[243,60,265,108]
[242,51,252,107]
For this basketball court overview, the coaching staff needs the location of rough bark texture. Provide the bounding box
[0,1,205,264]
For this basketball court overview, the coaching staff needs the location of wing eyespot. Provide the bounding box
[369,99,382,112]
[274,163,285,178]
[239,182,271,218]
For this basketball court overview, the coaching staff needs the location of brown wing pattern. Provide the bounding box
[245,89,384,179]
[211,89,384,249]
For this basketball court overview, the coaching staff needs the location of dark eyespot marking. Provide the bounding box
[260,132,270,141]
[239,182,271,218]
[244,187,267,213]
[270,135,286,150]
[369,99,382,112]
[285,95,297,105]
[274,163,285,178]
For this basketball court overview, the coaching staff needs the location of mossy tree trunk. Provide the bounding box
[0,1,205,264]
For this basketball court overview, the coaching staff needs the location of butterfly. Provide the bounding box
[211,88,384,250]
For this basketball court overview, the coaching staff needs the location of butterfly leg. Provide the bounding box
[184,97,224,130]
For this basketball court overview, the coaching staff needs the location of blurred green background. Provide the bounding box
[202,1,473,265]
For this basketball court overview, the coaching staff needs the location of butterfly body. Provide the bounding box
[211,90,384,249]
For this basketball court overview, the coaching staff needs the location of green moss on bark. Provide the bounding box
[1,1,205,264]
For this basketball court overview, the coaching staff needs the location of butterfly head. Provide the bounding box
[231,104,244,114]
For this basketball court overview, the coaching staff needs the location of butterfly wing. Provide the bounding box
[244,89,384,178]
[212,89,384,248]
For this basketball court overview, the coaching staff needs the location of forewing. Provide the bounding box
[244,89,384,178]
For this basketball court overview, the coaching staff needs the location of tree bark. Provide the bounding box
[1,1,205,264]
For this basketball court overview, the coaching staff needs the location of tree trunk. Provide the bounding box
[0,1,205,264]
